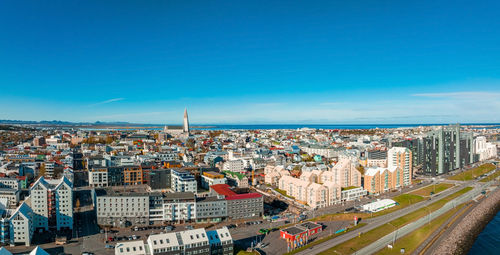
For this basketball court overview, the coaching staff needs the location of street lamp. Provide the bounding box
[424,206,431,225]
[388,222,398,247]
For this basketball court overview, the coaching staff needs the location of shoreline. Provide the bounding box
[431,187,500,255]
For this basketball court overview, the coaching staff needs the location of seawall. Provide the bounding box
[431,187,500,255]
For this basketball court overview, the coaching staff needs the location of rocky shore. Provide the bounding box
[431,187,500,255]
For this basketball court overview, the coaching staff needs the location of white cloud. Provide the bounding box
[412,91,500,99]
[88,98,125,106]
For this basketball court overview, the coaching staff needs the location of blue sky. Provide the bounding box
[1,0,499,124]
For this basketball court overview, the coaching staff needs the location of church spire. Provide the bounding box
[183,108,190,133]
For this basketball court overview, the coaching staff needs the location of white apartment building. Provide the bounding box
[222,159,245,173]
[161,193,196,223]
[0,202,34,246]
[29,176,73,231]
[93,190,149,227]
[201,175,227,190]
[171,170,197,193]
[117,227,233,255]
[0,178,20,190]
[474,136,498,161]
[299,144,337,158]
[88,168,109,187]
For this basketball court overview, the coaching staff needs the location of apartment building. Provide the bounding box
[29,176,73,231]
[116,227,233,255]
[210,184,263,219]
[388,147,413,186]
[195,196,227,223]
[364,166,401,194]
[124,166,143,186]
[423,124,475,176]
[171,170,197,193]
[93,187,150,227]
[89,168,109,187]
[474,136,498,161]
[0,202,34,246]
[278,175,341,208]
[201,172,226,189]
[161,192,196,223]
[222,159,245,173]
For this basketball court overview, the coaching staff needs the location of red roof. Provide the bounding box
[225,193,262,200]
[210,184,262,200]
[210,184,237,196]
[16,176,26,181]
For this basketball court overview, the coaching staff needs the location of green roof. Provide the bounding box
[223,170,246,180]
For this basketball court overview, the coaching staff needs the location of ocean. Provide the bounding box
[468,210,500,254]
[193,123,500,130]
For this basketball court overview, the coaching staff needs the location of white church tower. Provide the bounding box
[183,108,190,133]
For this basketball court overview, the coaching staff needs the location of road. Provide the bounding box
[294,182,475,255]
[356,182,492,255]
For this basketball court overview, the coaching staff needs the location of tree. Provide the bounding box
[39,163,46,177]
[75,198,81,212]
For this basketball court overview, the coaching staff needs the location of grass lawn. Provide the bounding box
[313,194,424,222]
[480,170,500,182]
[447,163,496,181]
[284,223,367,255]
[235,246,259,255]
[318,187,473,255]
[376,203,468,255]
[410,183,454,197]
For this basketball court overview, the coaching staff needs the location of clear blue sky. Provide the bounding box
[1,0,499,124]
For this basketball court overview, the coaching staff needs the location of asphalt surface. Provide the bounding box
[293,182,474,255]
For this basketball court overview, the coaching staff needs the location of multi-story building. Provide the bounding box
[201,172,226,189]
[0,189,19,208]
[146,169,171,191]
[89,168,109,187]
[330,158,362,187]
[0,202,34,246]
[171,170,197,193]
[278,175,341,208]
[474,136,498,161]
[93,187,150,227]
[123,166,143,186]
[43,162,55,179]
[206,227,234,255]
[340,187,367,201]
[223,171,249,188]
[116,227,232,255]
[195,196,227,223]
[0,178,20,191]
[423,124,475,175]
[108,166,125,186]
[29,176,73,232]
[161,192,196,223]
[388,147,413,186]
[222,160,245,173]
[210,184,263,219]
[364,166,403,194]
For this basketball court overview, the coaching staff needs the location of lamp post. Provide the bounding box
[424,206,431,225]
[388,222,398,247]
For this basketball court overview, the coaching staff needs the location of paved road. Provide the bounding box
[294,182,473,255]
[356,182,492,255]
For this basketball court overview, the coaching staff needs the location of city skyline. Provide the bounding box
[1,1,500,124]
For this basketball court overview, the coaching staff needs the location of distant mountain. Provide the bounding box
[0,119,133,125]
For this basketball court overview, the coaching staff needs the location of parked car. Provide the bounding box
[186,225,194,230]
[105,245,114,249]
